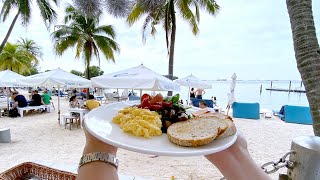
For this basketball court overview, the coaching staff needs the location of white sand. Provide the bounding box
[0,95,314,180]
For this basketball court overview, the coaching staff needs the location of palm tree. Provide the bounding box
[52,5,120,98]
[286,0,320,136]
[0,42,37,74]
[18,38,43,59]
[0,0,58,53]
[127,0,219,95]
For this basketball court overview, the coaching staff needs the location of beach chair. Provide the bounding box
[232,102,260,119]
[190,98,214,108]
[118,90,129,101]
[104,93,118,103]
[282,105,312,125]
[129,95,140,101]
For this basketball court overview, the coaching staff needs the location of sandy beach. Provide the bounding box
[0,94,314,180]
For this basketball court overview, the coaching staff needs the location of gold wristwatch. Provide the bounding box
[78,152,119,170]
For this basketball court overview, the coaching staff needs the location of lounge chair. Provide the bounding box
[232,102,260,119]
[190,98,214,108]
[278,105,312,125]
[129,95,140,101]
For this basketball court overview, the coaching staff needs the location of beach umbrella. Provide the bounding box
[227,73,237,115]
[21,68,91,123]
[175,74,212,104]
[91,64,180,91]
[0,70,26,114]
[0,70,26,87]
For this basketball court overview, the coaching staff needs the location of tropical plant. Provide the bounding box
[72,0,132,18]
[0,42,37,74]
[84,65,104,79]
[18,38,43,59]
[52,4,120,98]
[22,66,39,76]
[71,70,84,77]
[127,0,219,95]
[0,0,58,53]
[287,0,320,136]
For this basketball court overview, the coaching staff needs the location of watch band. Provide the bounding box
[78,152,119,169]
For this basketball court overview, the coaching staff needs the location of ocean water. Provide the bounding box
[106,80,309,111]
[177,80,308,111]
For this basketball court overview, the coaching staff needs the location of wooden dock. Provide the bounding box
[266,88,306,93]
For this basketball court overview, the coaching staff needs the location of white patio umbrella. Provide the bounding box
[0,70,26,113]
[175,74,212,104]
[91,64,180,91]
[0,70,26,87]
[227,73,237,115]
[21,68,91,122]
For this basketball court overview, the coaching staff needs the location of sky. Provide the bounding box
[0,0,320,81]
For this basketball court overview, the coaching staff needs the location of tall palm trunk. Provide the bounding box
[85,64,90,99]
[287,0,320,136]
[0,12,20,53]
[168,0,176,96]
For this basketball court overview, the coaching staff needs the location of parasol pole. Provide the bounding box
[58,85,60,125]
[6,87,10,116]
[187,87,190,105]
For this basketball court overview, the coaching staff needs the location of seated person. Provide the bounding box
[199,100,208,109]
[11,91,27,109]
[29,90,43,106]
[42,90,52,105]
[85,95,101,110]
[69,95,80,108]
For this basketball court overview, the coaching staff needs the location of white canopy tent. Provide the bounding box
[175,74,212,104]
[0,70,26,113]
[20,68,92,122]
[91,64,181,92]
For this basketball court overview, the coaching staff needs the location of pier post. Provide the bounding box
[300,81,303,88]
[270,81,273,89]
[289,81,292,91]
[260,85,262,94]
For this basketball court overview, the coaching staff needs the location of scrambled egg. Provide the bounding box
[112,107,162,138]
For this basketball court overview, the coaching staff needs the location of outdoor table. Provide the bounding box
[67,108,89,127]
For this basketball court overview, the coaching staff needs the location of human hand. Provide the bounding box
[83,122,118,155]
[205,132,248,162]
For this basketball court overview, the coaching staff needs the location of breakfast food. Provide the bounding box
[135,93,190,133]
[112,107,162,138]
[216,119,237,139]
[191,109,237,140]
[167,116,229,147]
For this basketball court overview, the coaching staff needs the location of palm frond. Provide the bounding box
[127,3,145,26]
[137,0,166,11]
[93,35,120,62]
[0,0,17,22]
[177,0,199,35]
[193,1,200,22]
[142,15,152,43]
[54,35,79,56]
[93,25,116,39]
[73,0,102,17]
[75,37,85,59]
[36,0,58,29]
[104,0,132,18]
[18,38,43,59]
[18,0,32,26]
[195,0,219,15]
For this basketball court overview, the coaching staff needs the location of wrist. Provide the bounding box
[83,143,117,155]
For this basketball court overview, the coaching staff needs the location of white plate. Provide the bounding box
[84,101,237,157]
